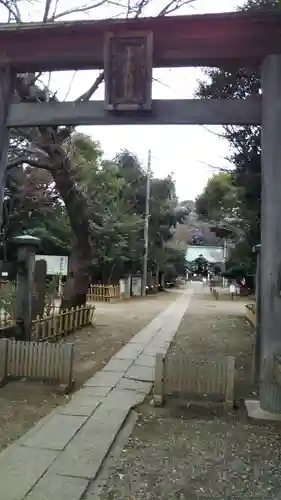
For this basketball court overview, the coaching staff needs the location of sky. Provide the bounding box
[3,0,244,201]
[51,0,244,201]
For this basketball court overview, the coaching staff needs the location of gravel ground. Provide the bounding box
[99,406,281,500]
[0,291,178,452]
[98,286,281,500]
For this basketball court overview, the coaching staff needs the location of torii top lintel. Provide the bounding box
[0,10,281,72]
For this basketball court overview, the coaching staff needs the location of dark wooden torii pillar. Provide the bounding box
[259,55,281,413]
[0,67,14,230]
[252,244,261,385]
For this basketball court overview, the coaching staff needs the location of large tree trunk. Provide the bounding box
[13,76,93,309]
[50,153,92,310]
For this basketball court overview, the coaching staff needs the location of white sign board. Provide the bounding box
[35,255,68,276]
[119,279,125,294]
[230,284,235,294]
[131,277,142,296]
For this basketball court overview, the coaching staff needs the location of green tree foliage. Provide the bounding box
[5,133,186,284]
[193,255,209,277]
[162,247,187,281]
[115,150,187,280]
[2,166,71,259]
[73,140,143,282]
[80,141,187,282]
[196,172,239,223]
[196,0,280,272]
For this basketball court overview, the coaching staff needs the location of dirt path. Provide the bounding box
[99,286,281,500]
[0,291,179,452]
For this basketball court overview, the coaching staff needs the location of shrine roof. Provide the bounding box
[0,10,280,72]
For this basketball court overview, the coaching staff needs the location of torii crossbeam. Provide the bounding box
[0,10,280,71]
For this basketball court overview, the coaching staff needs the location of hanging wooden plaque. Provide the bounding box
[104,31,153,111]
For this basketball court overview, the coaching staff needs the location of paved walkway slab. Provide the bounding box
[102,388,145,408]
[59,398,101,418]
[83,370,124,388]
[113,343,144,360]
[125,364,155,382]
[23,414,88,451]
[102,358,133,372]
[0,447,59,500]
[49,406,130,480]
[134,353,156,367]
[116,377,152,393]
[25,474,89,500]
[0,288,192,500]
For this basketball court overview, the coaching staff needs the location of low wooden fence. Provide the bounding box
[0,303,95,340]
[210,286,219,300]
[154,353,235,409]
[0,280,16,291]
[0,310,14,327]
[245,303,256,329]
[0,338,74,392]
[87,284,120,302]
[0,280,16,327]
[32,304,95,341]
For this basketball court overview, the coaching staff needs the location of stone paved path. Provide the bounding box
[0,287,192,500]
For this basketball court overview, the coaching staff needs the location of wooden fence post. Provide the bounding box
[0,338,9,386]
[90,306,95,323]
[154,353,164,406]
[225,356,235,409]
[31,305,95,341]
[60,343,74,393]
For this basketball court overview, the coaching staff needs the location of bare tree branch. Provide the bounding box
[43,0,53,22]
[63,71,78,101]
[198,160,233,173]
[158,0,195,16]
[201,125,227,140]
[51,0,121,21]
[7,156,52,170]
[0,0,21,22]
[76,71,104,102]
[153,76,176,93]
[134,0,150,17]
[49,0,60,20]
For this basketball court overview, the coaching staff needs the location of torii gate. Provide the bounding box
[1,10,281,415]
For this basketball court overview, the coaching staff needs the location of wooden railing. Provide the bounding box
[0,338,74,392]
[32,304,95,341]
[0,310,14,327]
[87,284,120,302]
[154,353,235,409]
[0,280,16,290]
[245,303,256,329]
[0,280,17,327]
[210,286,219,300]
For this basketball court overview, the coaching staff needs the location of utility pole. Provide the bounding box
[141,149,151,297]
[222,236,228,288]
